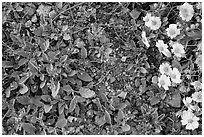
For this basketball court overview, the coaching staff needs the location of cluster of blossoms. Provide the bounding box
[179,2,194,22]
[157,63,182,90]
[181,80,202,130]
[143,2,194,31]
[144,2,201,131]
[143,13,161,30]
[155,39,185,58]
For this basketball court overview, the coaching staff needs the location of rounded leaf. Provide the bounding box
[55,118,67,128]
[44,104,53,113]
[19,84,29,94]
[22,123,36,134]
[77,72,93,82]
[51,81,60,98]
[79,87,95,98]
[80,46,87,59]
[69,96,77,112]
[104,110,112,124]
[121,124,131,132]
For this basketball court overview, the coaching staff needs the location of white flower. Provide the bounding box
[181,110,199,130]
[158,75,171,90]
[37,4,51,16]
[166,24,181,39]
[179,2,194,22]
[170,68,182,83]
[195,54,202,70]
[197,42,202,51]
[183,97,195,111]
[149,16,161,30]
[196,2,202,10]
[143,13,152,27]
[155,40,171,57]
[191,81,202,91]
[141,31,150,48]
[171,42,185,57]
[159,62,172,76]
[192,91,202,103]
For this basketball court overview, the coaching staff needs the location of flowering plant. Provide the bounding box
[2,2,202,135]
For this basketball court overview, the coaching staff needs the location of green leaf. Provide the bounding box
[10,34,22,44]
[60,55,68,63]
[19,84,29,94]
[121,124,131,132]
[33,26,44,36]
[58,104,65,114]
[47,51,60,60]
[16,96,30,105]
[22,123,36,134]
[95,115,106,126]
[55,118,67,128]
[77,72,93,82]
[150,96,160,106]
[19,73,30,84]
[41,95,51,102]
[114,103,127,110]
[130,9,141,19]
[186,30,202,40]
[44,104,53,113]
[69,96,77,112]
[140,67,148,74]
[62,84,73,94]
[18,58,29,66]
[2,61,14,68]
[28,60,38,75]
[40,39,50,52]
[104,110,112,124]
[30,97,43,107]
[117,91,127,99]
[117,109,125,121]
[80,46,87,59]
[166,92,181,108]
[79,87,95,98]
[152,76,158,84]
[51,81,60,98]
[172,60,182,72]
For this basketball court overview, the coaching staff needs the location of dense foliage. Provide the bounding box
[2,2,202,135]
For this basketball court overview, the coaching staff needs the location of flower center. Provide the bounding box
[174,48,181,54]
[188,119,194,124]
[160,80,165,86]
[171,74,176,79]
[164,67,169,73]
[152,20,157,26]
[181,9,190,18]
[159,46,164,51]
[169,29,176,36]
[196,94,202,100]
